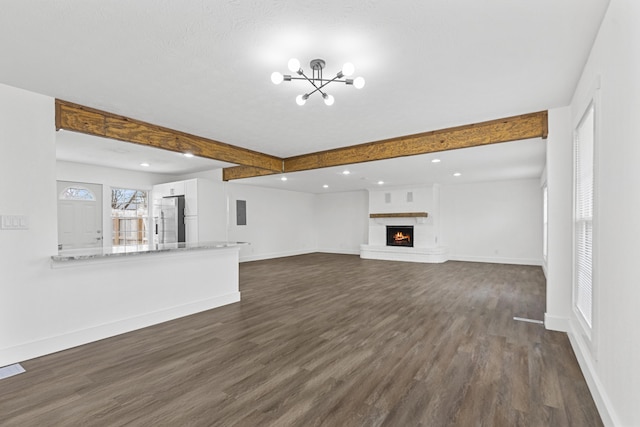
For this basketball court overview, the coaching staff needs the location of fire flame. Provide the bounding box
[393,232,410,242]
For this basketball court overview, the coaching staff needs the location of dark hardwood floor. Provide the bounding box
[0,254,602,426]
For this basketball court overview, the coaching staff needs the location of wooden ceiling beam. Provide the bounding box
[55,99,283,172]
[222,165,280,181]
[282,111,548,173]
[55,100,547,181]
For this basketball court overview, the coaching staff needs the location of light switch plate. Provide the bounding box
[0,215,29,230]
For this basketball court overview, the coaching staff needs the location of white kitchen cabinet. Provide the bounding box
[184,216,199,244]
[152,181,185,199]
[153,178,227,243]
[184,179,198,216]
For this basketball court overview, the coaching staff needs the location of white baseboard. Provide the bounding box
[567,318,620,427]
[544,313,570,332]
[360,245,448,263]
[448,254,542,266]
[239,249,316,263]
[0,292,240,367]
[316,248,360,256]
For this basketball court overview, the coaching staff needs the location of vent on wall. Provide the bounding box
[406,192,413,203]
[385,193,391,204]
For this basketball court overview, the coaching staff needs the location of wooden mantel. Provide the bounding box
[369,212,428,219]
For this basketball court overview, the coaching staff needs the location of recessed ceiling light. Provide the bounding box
[453,172,462,177]
[140,162,150,167]
[323,184,329,188]
[342,170,351,175]
[431,159,441,163]
[183,152,194,158]
[377,180,384,185]
[281,176,288,181]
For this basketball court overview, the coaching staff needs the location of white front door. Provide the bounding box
[57,181,103,250]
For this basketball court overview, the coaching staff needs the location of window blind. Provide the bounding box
[574,103,595,327]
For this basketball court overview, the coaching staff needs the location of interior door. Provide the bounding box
[57,181,103,250]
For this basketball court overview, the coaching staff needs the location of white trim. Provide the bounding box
[0,293,240,367]
[448,254,542,266]
[543,313,569,332]
[571,77,601,355]
[239,248,316,263]
[567,318,620,427]
[317,248,361,256]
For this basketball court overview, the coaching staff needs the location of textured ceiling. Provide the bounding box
[0,1,609,191]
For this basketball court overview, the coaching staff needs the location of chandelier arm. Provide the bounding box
[314,74,342,92]
[305,86,327,97]
[287,76,347,83]
[298,71,322,90]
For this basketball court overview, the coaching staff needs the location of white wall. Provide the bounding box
[0,84,57,365]
[440,179,543,265]
[0,84,240,367]
[225,184,317,262]
[554,1,640,425]
[544,107,573,331]
[315,190,368,254]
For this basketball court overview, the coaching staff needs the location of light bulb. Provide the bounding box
[271,71,284,85]
[296,94,307,106]
[342,62,355,77]
[288,58,301,72]
[353,76,366,89]
[323,94,335,106]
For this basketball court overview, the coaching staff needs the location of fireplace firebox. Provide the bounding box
[386,226,414,247]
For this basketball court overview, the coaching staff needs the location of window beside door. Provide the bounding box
[111,188,148,247]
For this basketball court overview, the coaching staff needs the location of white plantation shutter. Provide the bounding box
[574,103,595,327]
[543,185,548,261]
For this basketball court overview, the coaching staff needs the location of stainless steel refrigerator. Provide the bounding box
[154,195,185,244]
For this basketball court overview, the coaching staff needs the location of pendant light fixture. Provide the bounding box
[271,58,365,106]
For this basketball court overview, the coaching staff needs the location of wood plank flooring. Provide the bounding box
[0,254,603,426]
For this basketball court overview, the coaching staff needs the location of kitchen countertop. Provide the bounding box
[52,241,249,262]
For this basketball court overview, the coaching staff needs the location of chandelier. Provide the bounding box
[271,58,365,106]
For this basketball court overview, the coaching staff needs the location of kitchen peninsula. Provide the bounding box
[32,241,247,364]
[52,241,247,263]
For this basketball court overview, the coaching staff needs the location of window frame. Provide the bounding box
[110,187,150,247]
[571,77,600,354]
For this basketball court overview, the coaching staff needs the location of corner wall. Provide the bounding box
[0,84,57,365]
[315,190,368,255]
[225,184,318,262]
[544,107,573,331]
[440,179,543,266]
[554,1,640,425]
